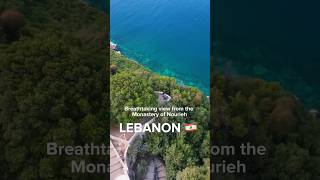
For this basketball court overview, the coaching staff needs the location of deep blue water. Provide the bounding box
[214,0,320,109]
[85,0,320,109]
[110,0,210,94]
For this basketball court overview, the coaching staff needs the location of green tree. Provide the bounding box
[110,72,156,123]
[176,158,210,180]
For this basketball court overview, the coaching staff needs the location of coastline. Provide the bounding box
[110,41,209,95]
[85,0,209,95]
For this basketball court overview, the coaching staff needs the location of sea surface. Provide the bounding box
[107,0,210,94]
[86,0,320,109]
[214,0,320,109]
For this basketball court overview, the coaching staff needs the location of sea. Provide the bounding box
[106,0,210,94]
[87,0,320,109]
[214,0,320,109]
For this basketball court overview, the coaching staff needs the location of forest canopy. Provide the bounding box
[0,0,108,179]
[110,50,211,179]
[212,74,320,179]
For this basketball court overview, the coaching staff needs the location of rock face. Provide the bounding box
[144,157,166,180]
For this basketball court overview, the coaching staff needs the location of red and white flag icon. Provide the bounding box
[184,124,197,132]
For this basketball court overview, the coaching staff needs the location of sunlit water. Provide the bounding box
[109,0,210,94]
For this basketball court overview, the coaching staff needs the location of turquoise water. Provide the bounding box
[109,0,210,94]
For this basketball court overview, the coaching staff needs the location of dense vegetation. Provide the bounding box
[2,0,319,180]
[0,0,108,179]
[212,74,320,179]
[110,50,210,179]
[110,52,157,123]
